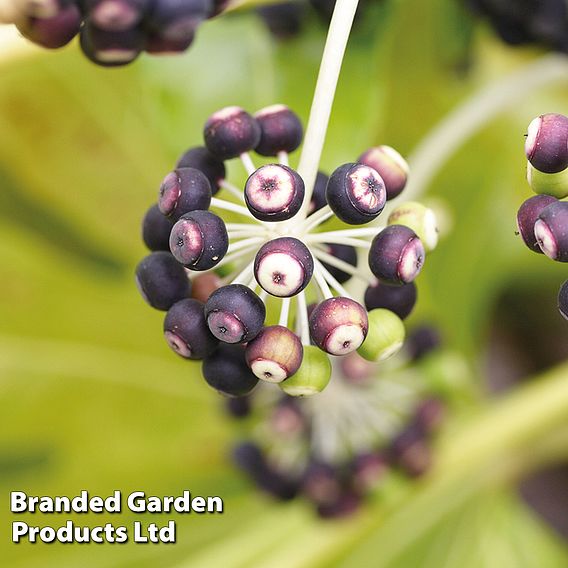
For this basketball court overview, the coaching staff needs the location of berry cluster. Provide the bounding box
[228,331,445,518]
[516,113,568,320]
[0,0,225,66]
[136,103,438,398]
[466,0,568,53]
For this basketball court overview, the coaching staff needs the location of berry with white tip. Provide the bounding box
[516,194,558,253]
[534,201,568,261]
[80,22,144,67]
[388,201,438,252]
[358,145,409,200]
[525,113,568,174]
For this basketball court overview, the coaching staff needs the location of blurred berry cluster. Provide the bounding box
[228,331,445,518]
[516,113,568,320]
[466,0,568,53]
[136,103,439,398]
[0,0,226,66]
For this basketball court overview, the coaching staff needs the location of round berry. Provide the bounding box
[203,106,261,160]
[364,280,417,320]
[83,0,150,31]
[534,201,568,261]
[146,0,211,40]
[406,325,441,362]
[254,104,303,156]
[163,298,218,359]
[525,113,568,174]
[176,146,226,194]
[279,345,331,396]
[326,163,386,225]
[17,3,81,49]
[146,29,195,54]
[225,396,251,419]
[558,279,568,320]
[135,251,190,311]
[80,22,144,66]
[158,167,212,221]
[245,325,303,383]
[309,171,329,215]
[358,145,409,200]
[191,272,222,303]
[319,243,358,284]
[309,297,368,356]
[244,164,305,221]
[526,162,568,199]
[516,194,558,253]
[204,284,266,343]
[254,237,313,297]
[358,308,405,362]
[202,344,259,397]
[368,225,425,285]
[388,202,438,252]
[257,3,304,40]
[169,210,228,270]
[141,204,174,252]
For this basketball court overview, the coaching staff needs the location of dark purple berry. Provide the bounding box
[254,237,313,297]
[203,106,261,160]
[308,171,329,215]
[233,441,265,473]
[516,194,558,253]
[142,203,174,252]
[326,163,386,224]
[147,0,211,41]
[225,396,251,419]
[80,22,144,67]
[145,29,195,54]
[158,167,212,221]
[163,298,218,359]
[204,284,266,343]
[309,297,368,355]
[83,0,150,31]
[406,325,441,362]
[319,243,357,284]
[358,145,409,200]
[257,3,304,40]
[244,164,304,221]
[364,280,417,320]
[368,225,425,285]
[245,325,303,382]
[202,344,259,396]
[254,104,303,156]
[525,113,568,173]
[135,251,190,311]
[190,272,222,303]
[534,201,568,261]
[558,279,568,320]
[17,3,82,49]
[169,210,228,270]
[176,146,226,194]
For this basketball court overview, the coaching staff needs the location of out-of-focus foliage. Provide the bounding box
[1,0,568,566]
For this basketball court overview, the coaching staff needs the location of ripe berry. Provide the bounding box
[169,210,228,270]
[525,113,568,173]
[190,272,222,303]
[358,145,409,200]
[141,204,174,252]
[388,202,438,252]
[364,280,417,320]
[158,167,212,221]
[80,22,144,67]
[17,3,82,49]
[257,3,304,40]
[309,297,368,355]
[176,146,226,194]
[202,344,259,397]
[358,308,405,362]
[204,106,261,160]
[326,163,386,224]
[516,194,558,253]
[204,284,266,343]
[254,237,313,297]
[245,325,303,382]
[254,105,303,156]
[135,251,190,311]
[163,298,218,359]
[534,201,568,261]
[558,279,568,320]
[368,225,425,285]
[225,396,251,419]
[146,0,211,41]
[309,171,329,214]
[279,345,331,396]
[244,164,305,221]
[83,0,149,31]
[320,243,357,284]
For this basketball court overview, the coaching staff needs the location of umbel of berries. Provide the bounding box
[517,113,568,320]
[135,103,438,397]
[3,0,223,66]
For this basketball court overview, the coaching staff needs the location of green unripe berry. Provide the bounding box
[387,201,438,252]
[527,162,568,199]
[279,346,331,396]
[358,309,405,362]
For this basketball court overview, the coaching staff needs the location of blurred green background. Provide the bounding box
[2,0,568,566]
